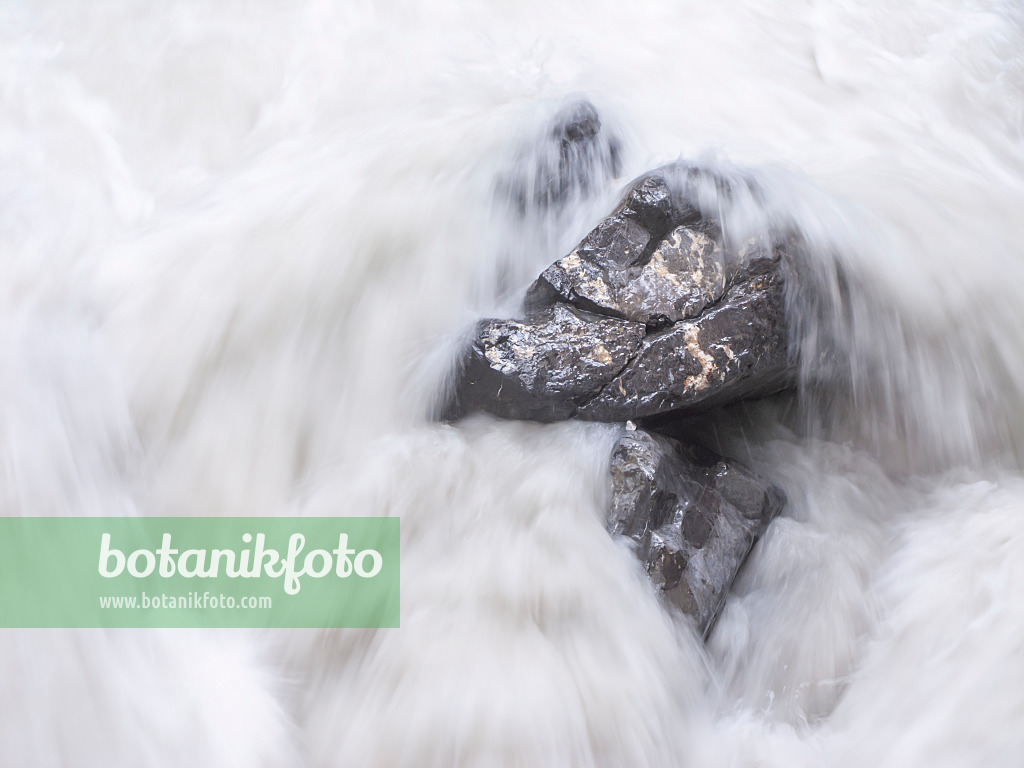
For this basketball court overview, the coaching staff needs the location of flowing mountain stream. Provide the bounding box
[3,1,1024,766]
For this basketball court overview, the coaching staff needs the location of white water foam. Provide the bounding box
[2,0,1024,765]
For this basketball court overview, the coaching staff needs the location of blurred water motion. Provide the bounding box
[2,0,1024,766]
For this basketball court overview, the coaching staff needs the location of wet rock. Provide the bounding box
[444,157,794,428]
[609,427,784,637]
[577,263,791,420]
[524,173,688,315]
[530,221,731,327]
[445,303,645,422]
[445,163,796,424]
[618,174,681,236]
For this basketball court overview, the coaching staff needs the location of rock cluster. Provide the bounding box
[442,104,793,636]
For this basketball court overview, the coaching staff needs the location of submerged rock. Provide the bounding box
[445,166,795,423]
[499,99,622,215]
[609,426,784,637]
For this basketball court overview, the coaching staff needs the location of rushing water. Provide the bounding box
[3,0,1024,765]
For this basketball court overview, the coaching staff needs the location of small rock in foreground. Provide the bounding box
[609,426,784,637]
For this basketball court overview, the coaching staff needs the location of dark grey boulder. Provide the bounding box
[609,426,784,637]
[444,167,796,423]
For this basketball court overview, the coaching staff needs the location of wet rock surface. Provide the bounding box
[445,166,796,423]
[448,303,645,422]
[578,261,791,420]
[609,426,785,637]
[524,174,698,318]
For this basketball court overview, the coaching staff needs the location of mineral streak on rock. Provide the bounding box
[619,225,728,324]
[528,219,733,327]
[525,173,685,315]
[577,265,791,420]
[609,427,785,637]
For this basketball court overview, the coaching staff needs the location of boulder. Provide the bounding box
[609,426,785,637]
[444,166,795,423]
